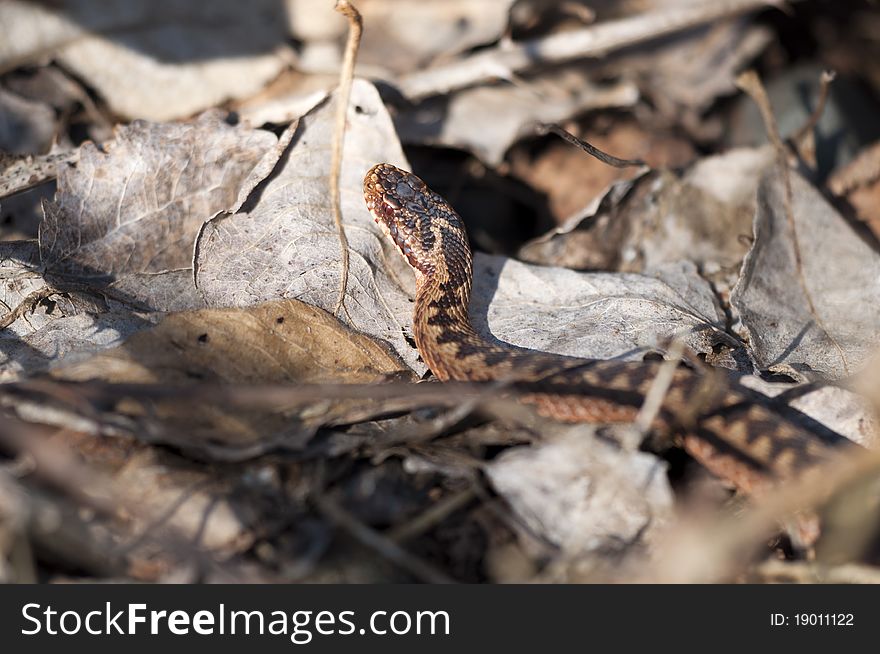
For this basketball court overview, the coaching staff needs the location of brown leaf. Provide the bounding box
[52,299,412,455]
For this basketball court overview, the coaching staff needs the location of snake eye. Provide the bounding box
[395,181,415,199]
[384,195,401,210]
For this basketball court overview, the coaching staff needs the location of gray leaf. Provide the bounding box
[39,112,278,311]
[731,170,880,379]
[195,80,419,369]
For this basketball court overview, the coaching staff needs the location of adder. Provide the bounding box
[363,163,858,496]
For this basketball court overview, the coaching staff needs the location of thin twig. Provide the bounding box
[0,149,79,197]
[633,337,686,435]
[329,0,363,321]
[386,488,477,543]
[791,70,836,147]
[0,286,59,330]
[736,70,849,374]
[1,377,517,413]
[537,123,646,168]
[313,493,456,583]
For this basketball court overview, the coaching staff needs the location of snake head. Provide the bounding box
[363,163,468,275]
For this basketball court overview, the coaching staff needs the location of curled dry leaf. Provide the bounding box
[394,71,639,166]
[394,0,784,100]
[509,119,697,225]
[487,427,673,554]
[0,0,292,121]
[52,299,411,455]
[618,19,772,139]
[829,140,880,240]
[39,112,278,311]
[519,172,647,271]
[731,170,880,380]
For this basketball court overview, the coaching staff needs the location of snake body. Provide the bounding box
[363,163,854,495]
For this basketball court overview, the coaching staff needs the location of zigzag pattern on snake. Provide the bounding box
[363,163,857,495]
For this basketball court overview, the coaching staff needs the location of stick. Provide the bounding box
[537,123,645,168]
[330,0,363,320]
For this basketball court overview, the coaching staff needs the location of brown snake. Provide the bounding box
[363,163,857,496]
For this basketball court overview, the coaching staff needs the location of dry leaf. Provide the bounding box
[1,241,148,381]
[40,112,278,311]
[471,254,732,362]
[0,86,56,154]
[520,147,774,280]
[487,427,673,553]
[356,0,516,75]
[195,80,420,369]
[394,71,638,166]
[56,299,408,385]
[731,170,880,379]
[625,20,772,138]
[0,0,292,121]
[509,119,696,224]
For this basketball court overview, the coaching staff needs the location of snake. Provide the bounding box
[363,163,857,496]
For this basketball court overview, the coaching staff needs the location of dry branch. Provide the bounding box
[330,0,364,320]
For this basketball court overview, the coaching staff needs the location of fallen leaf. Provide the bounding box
[520,147,775,282]
[627,20,772,138]
[39,112,278,311]
[394,71,638,166]
[0,86,56,154]
[0,0,292,121]
[356,0,516,75]
[195,80,420,369]
[487,427,673,553]
[471,254,733,362]
[56,299,407,385]
[509,119,696,223]
[732,170,880,379]
[1,240,149,381]
[52,299,411,456]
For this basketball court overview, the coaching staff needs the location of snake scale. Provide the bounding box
[363,163,857,496]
